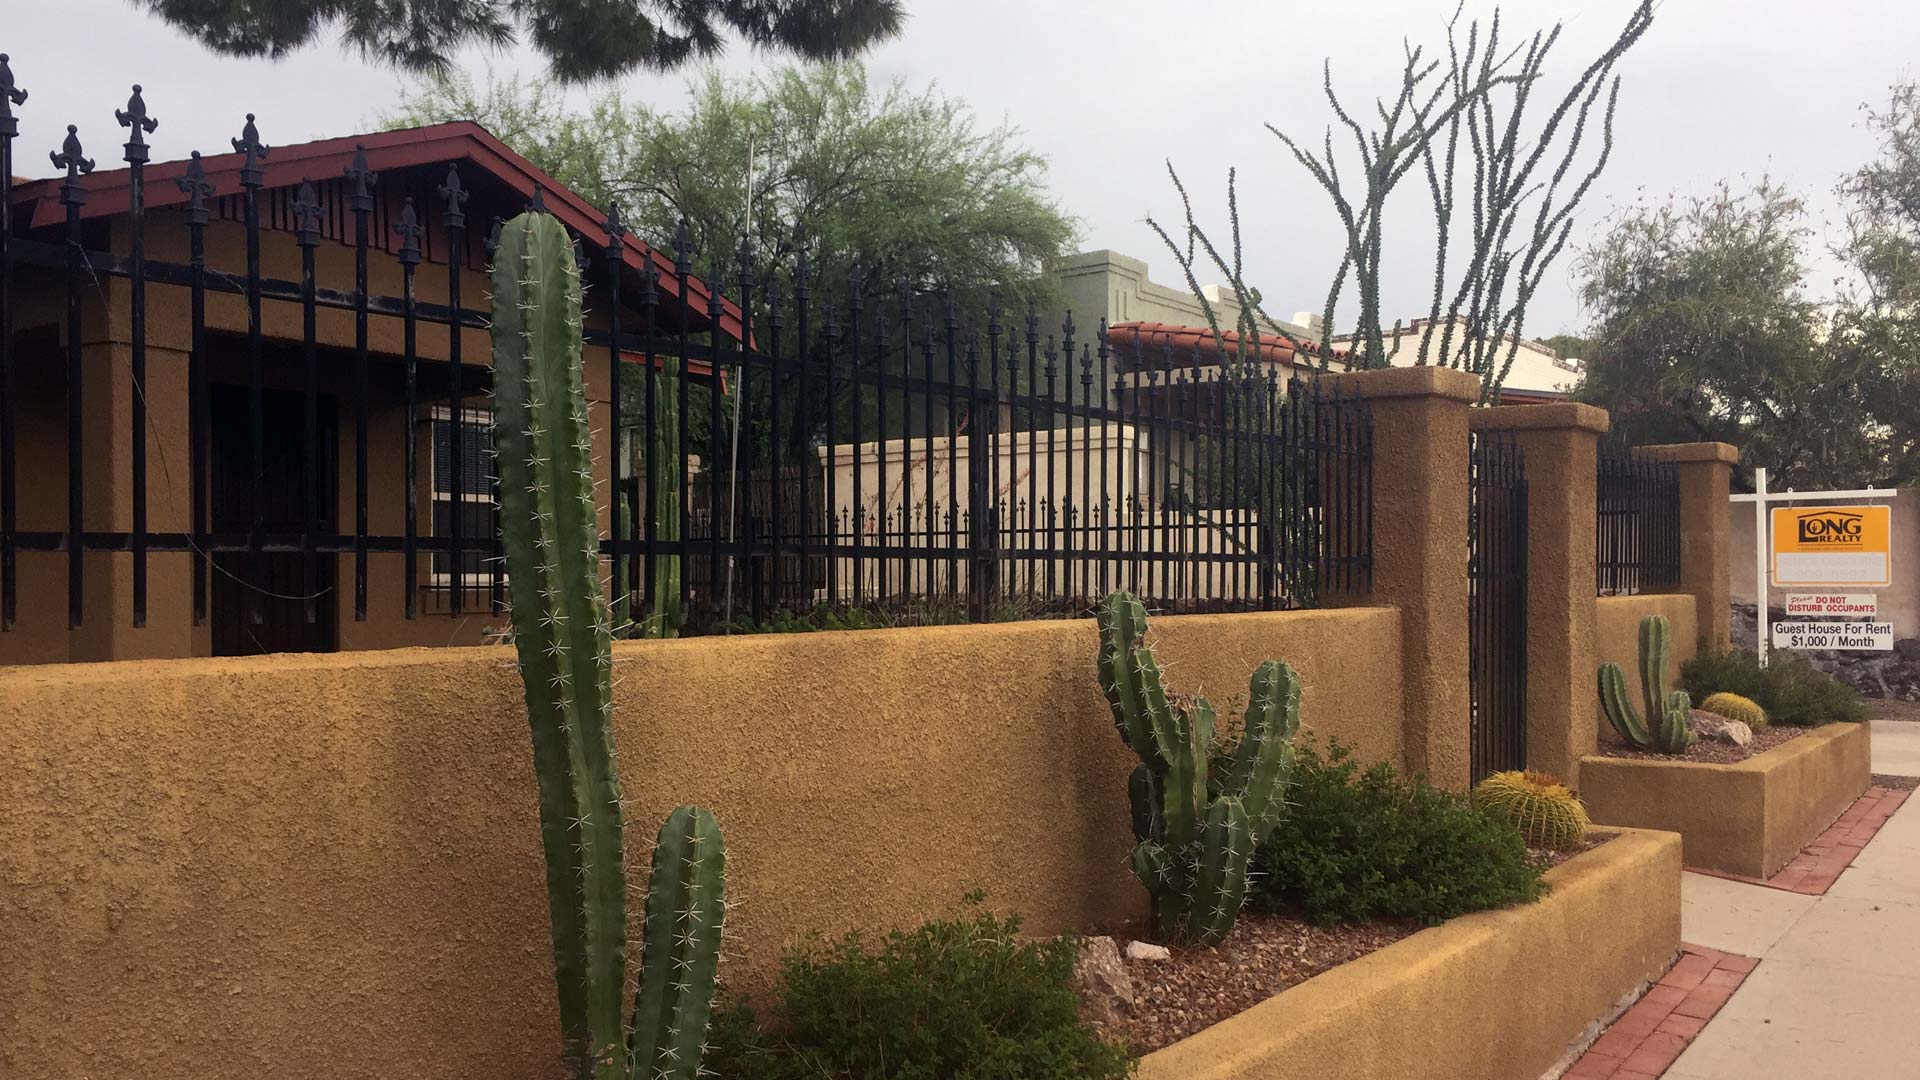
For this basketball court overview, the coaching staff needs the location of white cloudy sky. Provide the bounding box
[6,0,1916,336]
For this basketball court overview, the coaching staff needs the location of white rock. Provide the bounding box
[1690,709,1754,747]
[1124,940,1172,962]
[1071,936,1134,1024]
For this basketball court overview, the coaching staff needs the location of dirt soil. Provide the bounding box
[1601,725,1803,764]
[1097,840,1605,1055]
[1870,698,1920,723]
[1873,773,1920,791]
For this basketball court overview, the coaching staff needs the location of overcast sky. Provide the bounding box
[6,0,1915,337]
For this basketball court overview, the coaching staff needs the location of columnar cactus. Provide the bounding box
[1097,591,1299,946]
[491,210,724,1080]
[1599,614,1697,754]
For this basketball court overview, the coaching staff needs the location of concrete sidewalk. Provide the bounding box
[1667,728,1920,1079]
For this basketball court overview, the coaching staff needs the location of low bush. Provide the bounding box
[1681,648,1868,726]
[706,901,1135,1080]
[1251,740,1547,927]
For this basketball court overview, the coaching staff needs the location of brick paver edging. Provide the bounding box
[1686,786,1910,895]
[1564,945,1757,1079]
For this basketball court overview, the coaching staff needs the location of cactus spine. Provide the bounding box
[1599,614,1696,754]
[1472,771,1591,851]
[1097,591,1299,946]
[492,211,723,1080]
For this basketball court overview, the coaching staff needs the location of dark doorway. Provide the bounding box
[211,384,339,655]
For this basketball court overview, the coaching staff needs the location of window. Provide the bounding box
[428,408,496,588]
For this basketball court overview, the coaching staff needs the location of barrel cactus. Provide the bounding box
[492,210,724,1080]
[1599,614,1696,754]
[1699,691,1767,729]
[1472,771,1590,851]
[1097,590,1299,946]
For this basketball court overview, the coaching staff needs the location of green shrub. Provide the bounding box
[1251,740,1547,926]
[1681,648,1868,726]
[706,903,1135,1080]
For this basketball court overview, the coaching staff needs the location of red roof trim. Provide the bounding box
[1107,320,1336,366]
[10,121,747,344]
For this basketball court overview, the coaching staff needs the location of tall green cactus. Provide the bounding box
[492,211,724,1080]
[1598,614,1697,754]
[1097,591,1300,946]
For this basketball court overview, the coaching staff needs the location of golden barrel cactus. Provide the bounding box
[1472,771,1591,851]
[1699,691,1767,728]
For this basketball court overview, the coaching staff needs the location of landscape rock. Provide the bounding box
[1895,638,1920,662]
[1072,936,1134,1024]
[1124,940,1172,962]
[1690,710,1753,747]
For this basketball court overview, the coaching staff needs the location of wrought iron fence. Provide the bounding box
[1596,448,1680,596]
[0,55,1372,650]
[1469,430,1527,784]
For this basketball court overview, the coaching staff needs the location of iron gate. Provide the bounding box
[1468,431,1528,783]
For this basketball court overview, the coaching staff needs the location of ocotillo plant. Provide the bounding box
[491,210,724,1080]
[1599,613,1696,754]
[1097,591,1299,945]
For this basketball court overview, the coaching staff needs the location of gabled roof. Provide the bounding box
[9,120,747,344]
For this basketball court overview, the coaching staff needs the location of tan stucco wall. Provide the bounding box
[1579,723,1871,877]
[0,607,1403,1079]
[1138,829,1681,1080]
[1594,594,1699,751]
[1635,443,1736,652]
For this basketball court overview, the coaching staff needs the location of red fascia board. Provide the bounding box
[619,351,726,392]
[11,121,748,344]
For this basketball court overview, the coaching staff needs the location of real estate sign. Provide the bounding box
[1784,593,1879,617]
[1771,505,1893,587]
[1771,620,1894,651]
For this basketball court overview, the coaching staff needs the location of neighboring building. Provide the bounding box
[1,121,734,663]
[1039,249,1579,403]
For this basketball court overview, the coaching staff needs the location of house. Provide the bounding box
[0,117,735,664]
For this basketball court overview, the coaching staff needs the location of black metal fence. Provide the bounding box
[0,57,1373,648]
[1596,448,1680,596]
[1468,430,1528,784]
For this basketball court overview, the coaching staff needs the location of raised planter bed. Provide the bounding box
[1580,723,1871,878]
[1135,829,1680,1080]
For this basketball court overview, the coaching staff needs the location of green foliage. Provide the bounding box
[1698,691,1768,729]
[1681,648,1869,727]
[1471,771,1590,852]
[1097,591,1298,945]
[706,906,1135,1080]
[630,370,684,639]
[491,211,724,1080]
[1252,741,1547,927]
[140,0,904,82]
[1599,614,1695,753]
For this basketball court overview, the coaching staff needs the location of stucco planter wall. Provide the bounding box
[1137,829,1681,1080]
[1580,723,1871,878]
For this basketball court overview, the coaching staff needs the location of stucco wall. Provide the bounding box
[1595,594,1699,750]
[0,606,1403,1080]
[1581,723,1870,877]
[1139,829,1681,1080]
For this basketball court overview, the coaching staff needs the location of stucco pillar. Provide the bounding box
[1471,403,1608,786]
[1634,442,1738,653]
[1322,366,1480,789]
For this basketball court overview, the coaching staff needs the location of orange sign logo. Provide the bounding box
[1771,505,1892,586]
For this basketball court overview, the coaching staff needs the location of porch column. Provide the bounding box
[1634,442,1738,653]
[1323,366,1480,790]
[1471,403,1607,786]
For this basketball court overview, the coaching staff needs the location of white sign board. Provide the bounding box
[1784,593,1879,618]
[1771,620,1893,651]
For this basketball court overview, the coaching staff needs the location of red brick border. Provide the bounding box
[1686,786,1910,896]
[1564,945,1757,1079]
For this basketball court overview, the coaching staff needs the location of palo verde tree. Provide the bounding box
[1148,1,1653,403]
[134,0,905,81]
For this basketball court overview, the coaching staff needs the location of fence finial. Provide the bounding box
[50,124,94,198]
[175,150,214,220]
[437,164,468,229]
[230,113,268,187]
[0,54,27,124]
[115,84,157,159]
[394,197,423,265]
[345,144,377,208]
[292,179,322,245]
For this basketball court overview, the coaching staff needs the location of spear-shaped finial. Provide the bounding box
[116,84,157,161]
[437,163,468,229]
[292,178,322,245]
[344,143,377,210]
[50,124,94,203]
[230,113,268,187]
[175,150,214,223]
[1,54,29,132]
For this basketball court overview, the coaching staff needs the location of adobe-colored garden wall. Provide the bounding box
[1581,723,1872,877]
[1595,594,1698,749]
[1139,829,1682,1080]
[0,606,1402,1080]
